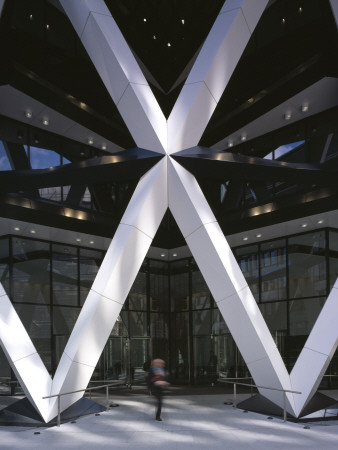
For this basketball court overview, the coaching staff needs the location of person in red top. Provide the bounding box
[149,359,169,421]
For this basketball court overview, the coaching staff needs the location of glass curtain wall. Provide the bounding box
[1,228,338,392]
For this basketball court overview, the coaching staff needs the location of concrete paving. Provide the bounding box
[1,391,338,449]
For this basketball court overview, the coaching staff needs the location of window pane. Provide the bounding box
[14,303,51,371]
[192,271,211,309]
[0,238,10,295]
[0,141,11,170]
[52,244,78,305]
[260,240,287,301]
[12,238,50,304]
[288,231,326,298]
[129,272,147,310]
[235,245,259,301]
[79,248,103,305]
[329,230,338,290]
[30,146,61,169]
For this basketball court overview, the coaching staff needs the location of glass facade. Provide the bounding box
[1,228,338,392]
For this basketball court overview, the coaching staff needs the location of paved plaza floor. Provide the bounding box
[1,389,338,449]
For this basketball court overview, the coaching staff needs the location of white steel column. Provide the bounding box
[167,158,296,415]
[0,285,52,422]
[46,158,168,420]
[167,0,269,154]
[59,0,167,154]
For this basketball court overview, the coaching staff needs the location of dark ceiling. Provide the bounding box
[0,0,338,249]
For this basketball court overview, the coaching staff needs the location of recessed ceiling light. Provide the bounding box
[172,253,177,257]
[90,241,94,244]
[25,111,32,119]
[46,24,50,30]
[243,237,248,241]
[247,97,254,103]
[240,134,247,142]
[284,112,292,120]
[317,219,324,224]
[143,18,147,22]
[298,7,303,13]
[256,234,262,238]
[161,253,166,257]
[301,104,309,112]
[101,144,107,150]
[80,151,85,156]
[29,14,33,20]
[14,227,20,231]
[181,19,185,24]
[281,17,286,24]
[88,138,94,145]
[167,42,171,47]
[301,223,308,228]
[30,230,36,234]
[228,140,233,148]
[42,118,49,126]
[153,35,156,39]
[76,238,81,242]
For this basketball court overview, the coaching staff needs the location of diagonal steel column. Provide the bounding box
[167,157,297,415]
[167,0,269,154]
[59,0,167,154]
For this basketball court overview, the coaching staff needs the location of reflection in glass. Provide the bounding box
[329,230,338,290]
[260,240,286,302]
[79,248,103,305]
[288,231,326,298]
[0,238,9,295]
[52,244,78,305]
[12,238,50,304]
[15,303,52,371]
[235,245,259,301]
[129,272,147,311]
[192,270,211,309]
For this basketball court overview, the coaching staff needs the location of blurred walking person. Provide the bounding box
[149,358,169,421]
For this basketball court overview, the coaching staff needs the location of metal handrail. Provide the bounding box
[218,378,301,423]
[42,381,124,427]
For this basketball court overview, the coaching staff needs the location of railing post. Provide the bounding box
[57,395,61,427]
[283,391,287,423]
[233,383,237,408]
[106,385,109,411]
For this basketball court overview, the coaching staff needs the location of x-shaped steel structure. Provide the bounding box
[1,0,338,422]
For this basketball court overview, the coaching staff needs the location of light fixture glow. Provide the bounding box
[25,111,32,119]
[29,14,33,20]
[101,144,107,150]
[181,19,185,24]
[88,138,94,145]
[42,118,49,126]
[301,223,308,228]
[281,17,286,24]
[228,140,234,148]
[76,238,81,242]
[46,24,50,30]
[172,253,177,257]
[240,134,247,142]
[90,241,94,244]
[284,112,292,120]
[247,97,254,103]
[167,42,171,47]
[317,219,324,224]
[14,227,20,231]
[30,230,36,234]
[161,253,166,257]
[143,18,147,22]
[256,234,262,238]
[153,35,156,40]
[243,237,248,241]
[301,104,309,112]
